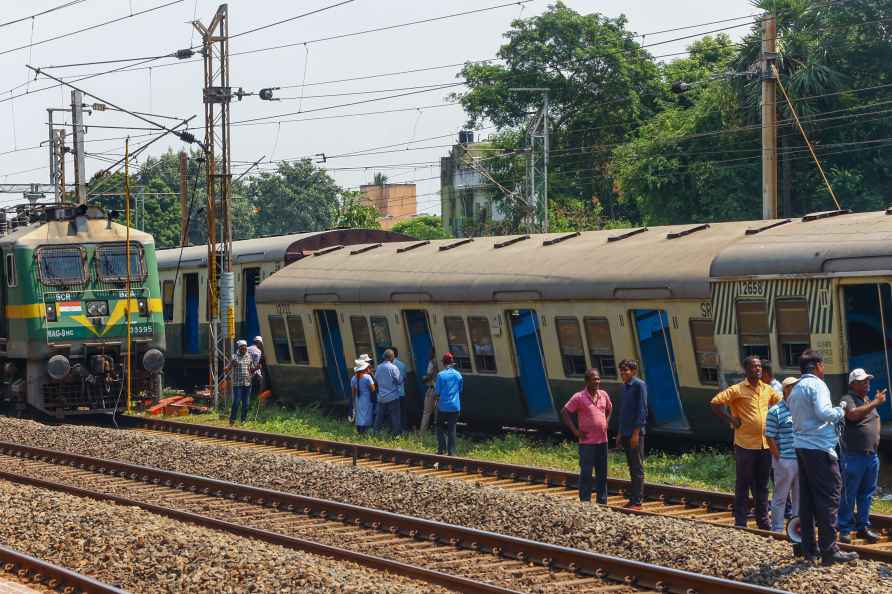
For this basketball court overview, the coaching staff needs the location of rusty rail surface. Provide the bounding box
[121,415,892,562]
[0,439,789,594]
[0,542,129,594]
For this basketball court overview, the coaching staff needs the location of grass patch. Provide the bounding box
[163,404,892,514]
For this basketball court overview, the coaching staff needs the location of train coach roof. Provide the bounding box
[256,220,760,304]
[156,228,412,270]
[709,210,892,278]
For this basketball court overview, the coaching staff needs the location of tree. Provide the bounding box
[336,192,381,229]
[372,172,389,186]
[247,159,341,236]
[391,215,451,239]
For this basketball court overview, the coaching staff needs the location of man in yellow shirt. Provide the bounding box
[710,355,781,529]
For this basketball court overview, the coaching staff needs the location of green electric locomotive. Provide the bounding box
[0,203,165,417]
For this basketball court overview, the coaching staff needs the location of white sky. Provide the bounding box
[0,0,756,216]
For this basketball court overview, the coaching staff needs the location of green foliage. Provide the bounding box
[248,159,342,236]
[336,192,381,229]
[372,172,388,186]
[390,215,451,239]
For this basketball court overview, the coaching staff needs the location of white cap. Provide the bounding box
[781,376,800,388]
[253,336,263,343]
[354,359,369,372]
[849,368,874,383]
[236,339,247,347]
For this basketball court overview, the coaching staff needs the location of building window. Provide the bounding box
[268,315,291,364]
[737,301,770,360]
[350,316,374,362]
[444,316,473,372]
[583,317,616,378]
[690,319,719,384]
[287,315,309,365]
[467,316,497,373]
[776,299,810,368]
[556,317,587,377]
[370,316,392,362]
[162,280,175,322]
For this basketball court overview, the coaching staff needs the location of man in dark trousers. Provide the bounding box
[787,350,858,565]
[616,359,647,510]
[561,368,612,504]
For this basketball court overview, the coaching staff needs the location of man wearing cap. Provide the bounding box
[228,340,254,426]
[374,349,403,435]
[435,352,463,456]
[787,349,857,565]
[764,376,800,532]
[839,368,886,544]
[710,355,780,529]
[247,336,266,394]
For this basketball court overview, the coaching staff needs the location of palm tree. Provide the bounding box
[372,172,388,186]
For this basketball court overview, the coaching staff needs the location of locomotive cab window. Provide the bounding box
[370,316,392,362]
[444,316,473,372]
[468,316,497,373]
[287,315,309,365]
[268,315,291,364]
[37,247,85,285]
[690,319,719,384]
[556,317,587,377]
[737,301,770,360]
[5,252,15,287]
[776,299,810,368]
[583,317,616,378]
[96,243,144,282]
[350,316,374,362]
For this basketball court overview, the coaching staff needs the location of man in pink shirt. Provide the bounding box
[561,368,613,504]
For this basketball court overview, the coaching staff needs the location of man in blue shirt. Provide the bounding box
[435,352,463,456]
[373,349,403,436]
[787,349,857,566]
[616,359,648,509]
[391,346,409,431]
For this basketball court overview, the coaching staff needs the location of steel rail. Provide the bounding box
[121,416,892,562]
[0,440,788,594]
[0,542,129,594]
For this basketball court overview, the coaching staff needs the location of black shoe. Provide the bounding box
[822,550,859,566]
[857,528,881,544]
[838,533,852,544]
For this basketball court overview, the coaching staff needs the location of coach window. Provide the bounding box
[286,315,309,364]
[583,317,617,378]
[776,299,810,368]
[556,317,587,377]
[268,315,292,364]
[370,316,392,362]
[350,316,374,362]
[444,316,473,372]
[690,319,719,384]
[468,316,497,373]
[162,280,175,322]
[737,301,770,360]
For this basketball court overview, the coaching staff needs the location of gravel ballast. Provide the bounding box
[0,477,444,593]
[0,418,889,593]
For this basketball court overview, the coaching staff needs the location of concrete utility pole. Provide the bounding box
[761,13,778,219]
[70,90,87,204]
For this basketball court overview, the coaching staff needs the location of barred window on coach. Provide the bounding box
[776,299,810,368]
[556,317,587,378]
[468,316,497,373]
[268,315,291,364]
[690,319,719,384]
[736,301,770,360]
[350,316,374,363]
[583,317,616,379]
[370,316,392,363]
[286,315,309,365]
[444,316,473,372]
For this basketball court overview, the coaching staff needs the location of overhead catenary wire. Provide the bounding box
[0,0,88,30]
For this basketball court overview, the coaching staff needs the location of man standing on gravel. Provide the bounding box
[374,349,403,435]
[764,376,800,532]
[710,356,779,530]
[617,359,647,510]
[838,368,885,544]
[228,340,254,426]
[787,350,857,565]
[435,352,463,456]
[561,368,612,504]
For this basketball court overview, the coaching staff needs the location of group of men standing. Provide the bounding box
[351,349,464,456]
[710,351,885,566]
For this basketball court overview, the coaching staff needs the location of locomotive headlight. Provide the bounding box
[137,299,148,316]
[85,300,109,317]
[45,303,57,322]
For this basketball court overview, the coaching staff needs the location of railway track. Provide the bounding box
[0,542,128,594]
[123,416,892,563]
[0,439,788,594]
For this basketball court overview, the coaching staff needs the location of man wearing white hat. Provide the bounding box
[229,340,254,426]
[839,368,886,544]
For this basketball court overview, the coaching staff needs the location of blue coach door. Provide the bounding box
[404,310,434,396]
[183,273,199,354]
[844,284,892,422]
[316,310,350,403]
[509,309,557,421]
[633,309,689,431]
[243,268,260,342]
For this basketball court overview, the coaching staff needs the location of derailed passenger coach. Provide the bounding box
[255,209,892,442]
[0,204,165,417]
